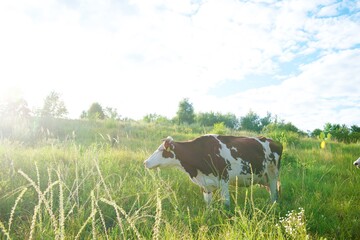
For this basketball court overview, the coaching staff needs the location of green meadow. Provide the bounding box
[0,118,359,239]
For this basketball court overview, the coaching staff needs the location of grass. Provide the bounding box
[0,118,360,239]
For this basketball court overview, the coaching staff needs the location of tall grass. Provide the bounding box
[0,119,359,239]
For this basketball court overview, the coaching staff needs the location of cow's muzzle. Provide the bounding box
[354,158,360,168]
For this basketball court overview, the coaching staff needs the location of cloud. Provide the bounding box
[207,49,360,131]
[0,0,359,130]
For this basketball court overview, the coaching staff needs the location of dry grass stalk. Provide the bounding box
[153,189,162,240]
[94,159,125,237]
[74,209,97,240]
[94,198,109,240]
[29,204,40,240]
[8,187,27,234]
[0,220,11,240]
[57,169,65,240]
[99,198,124,237]
[34,162,43,230]
[47,167,54,210]
[18,170,59,237]
[91,191,97,240]
[100,198,142,240]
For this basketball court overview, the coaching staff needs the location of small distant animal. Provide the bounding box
[144,134,283,206]
[354,157,360,168]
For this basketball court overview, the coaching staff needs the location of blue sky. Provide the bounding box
[0,0,359,131]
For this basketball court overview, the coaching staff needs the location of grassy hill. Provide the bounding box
[0,118,359,239]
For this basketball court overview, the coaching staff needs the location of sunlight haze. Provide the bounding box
[0,0,359,131]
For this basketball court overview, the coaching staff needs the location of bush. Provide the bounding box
[266,130,300,149]
[212,122,227,135]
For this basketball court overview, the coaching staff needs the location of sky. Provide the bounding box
[0,0,359,132]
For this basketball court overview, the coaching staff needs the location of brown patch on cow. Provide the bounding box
[217,136,265,174]
[162,139,175,158]
[172,135,229,180]
[269,139,283,168]
[162,150,174,159]
[269,140,283,156]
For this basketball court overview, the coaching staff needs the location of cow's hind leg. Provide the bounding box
[269,178,279,202]
[203,191,213,206]
[220,181,230,207]
[267,163,279,203]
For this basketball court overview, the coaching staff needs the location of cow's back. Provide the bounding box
[216,135,282,187]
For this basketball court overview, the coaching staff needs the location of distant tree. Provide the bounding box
[240,110,261,132]
[104,107,121,120]
[0,97,31,119]
[311,128,323,138]
[87,102,105,120]
[322,123,354,143]
[41,91,68,118]
[217,113,238,129]
[80,110,87,119]
[196,112,239,129]
[259,112,272,129]
[176,98,195,124]
[196,112,217,126]
[350,125,360,143]
[143,113,170,124]
[350,125,360,133]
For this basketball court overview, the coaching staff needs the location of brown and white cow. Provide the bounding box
[354,157,360,168]
[144,134,283,206]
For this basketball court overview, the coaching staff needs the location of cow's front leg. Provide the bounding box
[220,180,230,207]
[203,190,213,206]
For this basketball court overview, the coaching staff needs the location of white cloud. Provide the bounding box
[208,49,360,131]
[0,0,359,130]
[317,2,341,17]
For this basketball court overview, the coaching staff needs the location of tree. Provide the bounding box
[0,97,31,119]
[259,112,272,129]
[311,128,322,138]
[176,98,195,124]
[220,113,239,129]
[87,102,105,120]
[240,110,261,132]
[80,110,87,119]
[350,125,360,133]
[322,123,353,143]
[143,113,170,124]
[104,107,121,120]
[41,91,68,118]
[196,112,217,126]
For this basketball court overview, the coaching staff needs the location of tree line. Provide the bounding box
[1,92,359,143]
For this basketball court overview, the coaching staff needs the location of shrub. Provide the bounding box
[212,122,227,135]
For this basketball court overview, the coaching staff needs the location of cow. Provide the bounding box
[144,134,283,206]
[354,157,360,168]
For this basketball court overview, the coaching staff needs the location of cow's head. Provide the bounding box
[144,136,179,169]
[354,157,360,168]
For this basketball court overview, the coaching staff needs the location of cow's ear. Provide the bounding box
[163,136,174,152]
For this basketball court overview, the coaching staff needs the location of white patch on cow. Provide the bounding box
[191,171,220,192]
[203,191,213,206]
[232,174,264,187]
[255,138,271,156]
[191,170,231,205]
[212,136,253,183]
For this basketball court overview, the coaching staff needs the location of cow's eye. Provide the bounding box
[162,150,174,158]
